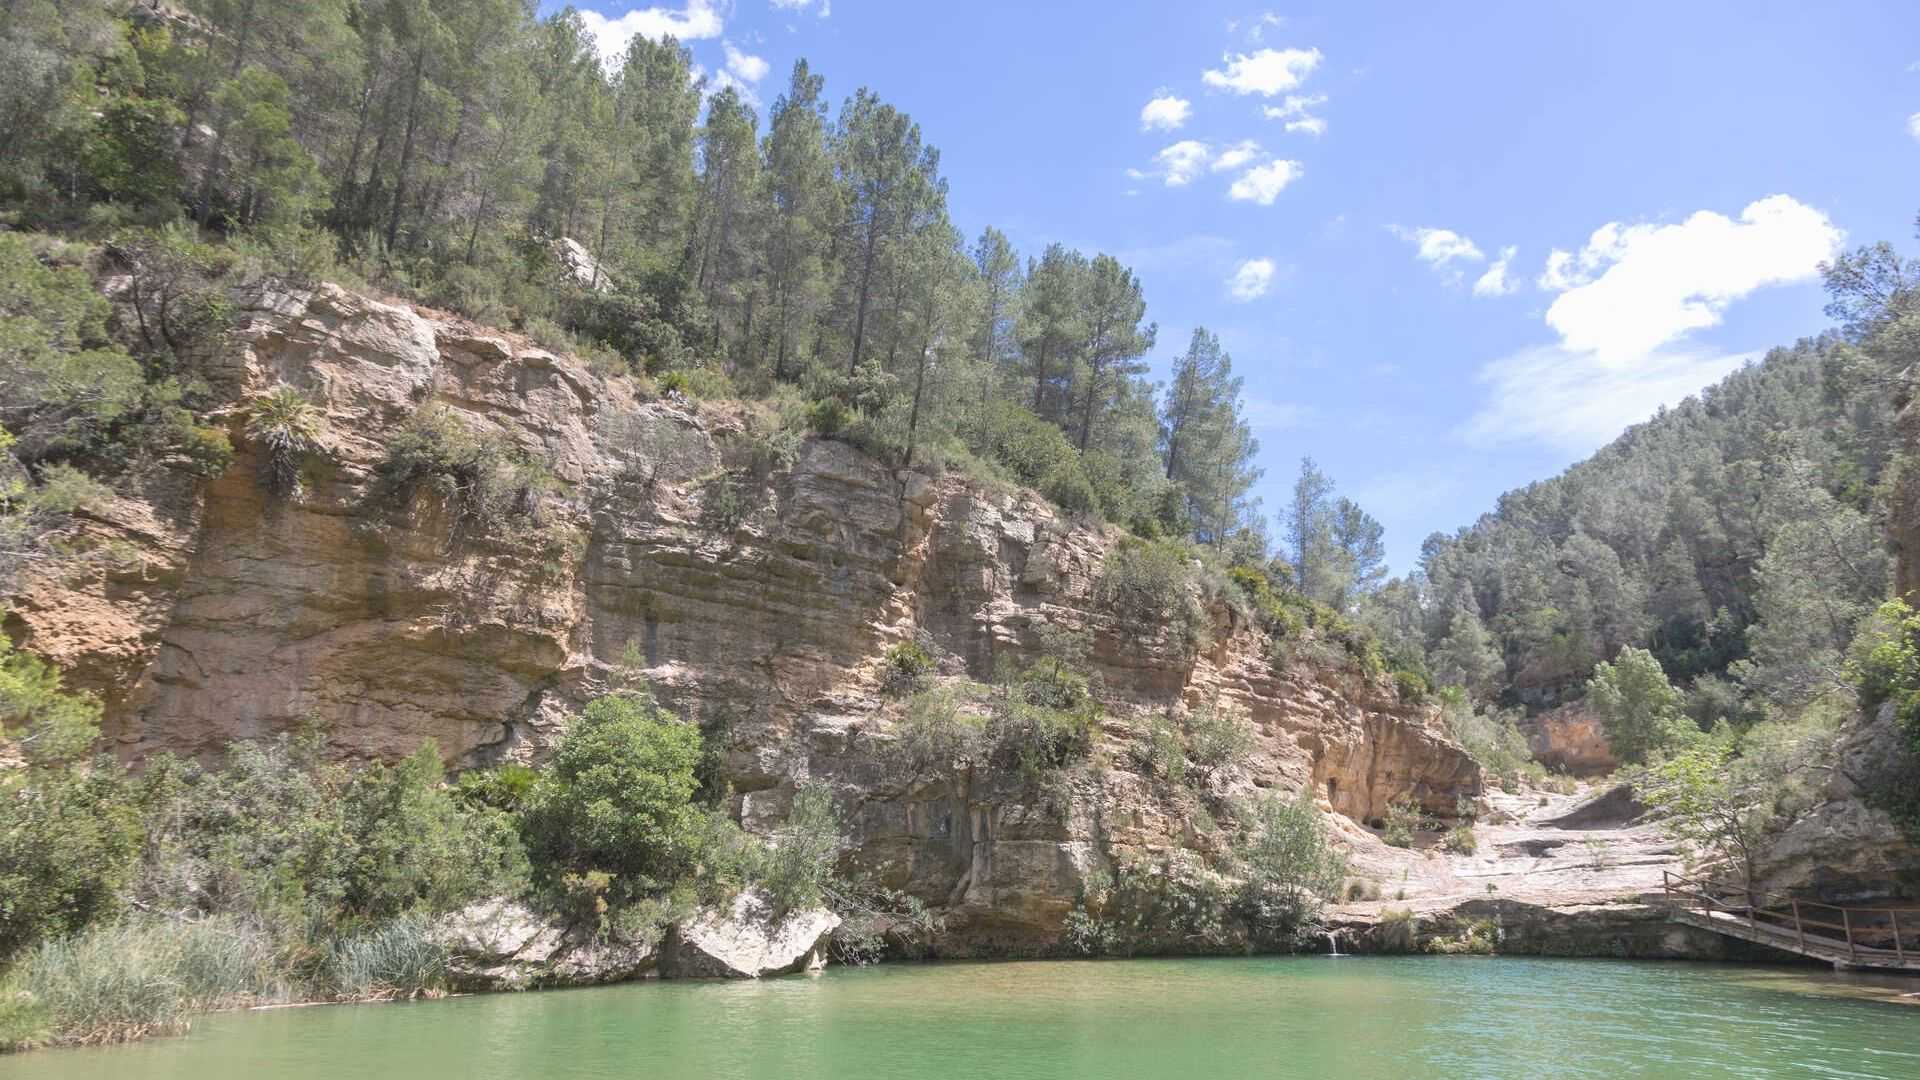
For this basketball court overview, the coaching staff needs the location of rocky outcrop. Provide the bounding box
[661,892,838,978]
[7,280,1483,955]
[551,238,611,292]
[436,900,658,990]
[436,892,839,987]
[1759,706,1920,903]
[1518,704,1618,777]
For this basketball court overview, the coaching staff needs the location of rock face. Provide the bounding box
[662,892,839,978]
[9,281,1485,954]
[1518,705,1618,777]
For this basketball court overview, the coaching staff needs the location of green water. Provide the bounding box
[4,957,1918,1079]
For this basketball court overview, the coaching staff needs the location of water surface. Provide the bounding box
[4,957,1917,1079]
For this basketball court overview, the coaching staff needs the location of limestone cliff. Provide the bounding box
[8,282,1482,952]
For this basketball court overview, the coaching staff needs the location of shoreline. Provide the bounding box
[10,933,1919,1058]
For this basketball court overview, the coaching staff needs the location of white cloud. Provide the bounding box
[1241,395,1310,432]
[1247,12,1285,42]
[1210,139,1263,172]
[1908,111,1920,141]
[1140,93,1192,132]
[1538,194,1843,362]
[1262,93,1327,135]
[1228,257,1276,301]
[1472,246,1519,297]
[1393,226,1485,270]
[1140,140,1213,187]
[1202,47,1322,96]
[1227,160,1302,204]
[709,69,760,106]
[770,0,828,13]
[1466,195,1843,452]
[1464,346,1754,452]
[580,1,724,67]
[723,41,768,83]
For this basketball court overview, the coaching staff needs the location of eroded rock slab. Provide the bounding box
[662,891,839,979]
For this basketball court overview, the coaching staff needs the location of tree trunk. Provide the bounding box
[849,219,880,374]
[383,47,429,252]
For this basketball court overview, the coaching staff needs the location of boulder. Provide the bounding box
[662,891,839,979]
[551,237,611,292]
[436,900,657,990]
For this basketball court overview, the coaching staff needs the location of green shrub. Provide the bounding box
[758,783,846,917]
[1851,599,1920,751]
[695,470,755,533]
[881,641,934,696]
[1586,646,1700,764]
[1438,691,1543,790]
[0,233,147,463]
[521,689,710,906]
[1187,699,1255,772]
[1060,907,1118,957]
[333,744,527,921]
[1428,917,1498,955]
[1393,669,1430,704]
[657,370,691,397]
[453,763,538,813]
[1443,823,1477,855]
[1133,713,1188,785]
[1095,538,1209,653]
[1375,907,1418,953]
[1231,791,1347,944]
[1382,799,1420,848]
[892,685,989,772]
[133,732,521,935]
[0,761,142,963]
[806,395,852,436]
[370,407,550,538]
[1040,460,1099,515]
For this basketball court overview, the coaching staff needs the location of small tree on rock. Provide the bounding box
[1586,646,1698,764]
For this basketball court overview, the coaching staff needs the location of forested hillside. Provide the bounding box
[1365,242,1915,719]
[1,0,1269,554]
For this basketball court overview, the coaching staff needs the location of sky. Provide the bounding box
[554,0,1920,570]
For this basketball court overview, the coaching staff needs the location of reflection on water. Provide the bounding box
[2,956,1917,1080]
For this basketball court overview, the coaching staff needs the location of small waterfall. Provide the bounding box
[1325,930,1342,956]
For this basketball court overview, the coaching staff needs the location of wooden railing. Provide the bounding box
[1661,870,1920,969]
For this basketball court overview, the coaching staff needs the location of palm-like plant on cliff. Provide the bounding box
[245,386,324,500]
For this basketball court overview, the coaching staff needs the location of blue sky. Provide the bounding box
[559,0,1920,570]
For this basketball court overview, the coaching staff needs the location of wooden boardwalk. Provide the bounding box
[1663,871,1920,972]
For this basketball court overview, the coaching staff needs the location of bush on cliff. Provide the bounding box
[759,783,847,917]
[1231,791,1347,946]
[521,688,735,907]
[370,407,553,538]
[1095,538,1211,655]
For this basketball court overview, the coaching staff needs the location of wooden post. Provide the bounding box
[1793,900,1806,953]
[1842,908,1857,962]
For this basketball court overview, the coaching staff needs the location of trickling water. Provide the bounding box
[4,957,1917,1080]
[1325,930,1342,956]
